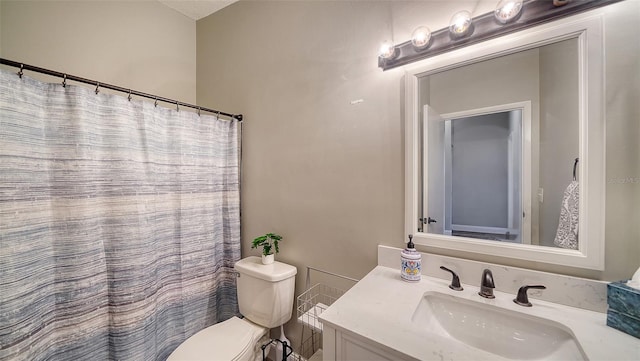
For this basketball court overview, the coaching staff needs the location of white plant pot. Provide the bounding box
[261,254,274,265]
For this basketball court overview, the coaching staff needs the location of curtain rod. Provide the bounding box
[0,58,243,122]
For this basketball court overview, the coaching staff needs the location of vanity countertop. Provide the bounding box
[319,266,639,361]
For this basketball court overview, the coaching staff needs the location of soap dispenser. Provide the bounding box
[401,234,421,282]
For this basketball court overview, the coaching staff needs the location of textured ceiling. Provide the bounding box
[158,0,238,20]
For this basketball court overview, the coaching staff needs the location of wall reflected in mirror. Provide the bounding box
[420,37,579,249]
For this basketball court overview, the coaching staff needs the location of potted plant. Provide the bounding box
[251,233,282,264]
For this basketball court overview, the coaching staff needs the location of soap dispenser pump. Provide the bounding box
[401,234,422,282]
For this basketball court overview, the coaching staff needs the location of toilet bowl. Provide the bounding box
[167,257,297,361]
[167,316,268,361]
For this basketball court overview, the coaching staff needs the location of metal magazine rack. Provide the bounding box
[296,267,358,361]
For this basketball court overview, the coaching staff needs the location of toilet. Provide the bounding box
[168,256,297,361]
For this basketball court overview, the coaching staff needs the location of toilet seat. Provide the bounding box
[167,316,268,361]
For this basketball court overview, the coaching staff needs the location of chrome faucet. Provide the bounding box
[478,269,495,299]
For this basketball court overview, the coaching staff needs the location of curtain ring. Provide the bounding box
[18,64,24,78]
[62,74,67,88]
[128,89,132,101]
[154,97,158,107]
[176,101,179,112]
[216,111,221,119]
[197,106,201,116]
[95,82,100,95]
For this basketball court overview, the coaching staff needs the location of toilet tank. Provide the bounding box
[235,257,297,328]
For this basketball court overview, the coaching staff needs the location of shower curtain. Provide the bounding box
[0,69,241,360]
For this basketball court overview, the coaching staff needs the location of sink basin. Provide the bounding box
[412,292,587,360]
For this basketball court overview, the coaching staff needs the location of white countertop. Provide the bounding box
[319,266,639,361]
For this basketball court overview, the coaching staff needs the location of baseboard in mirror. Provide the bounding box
[377,245,607,313]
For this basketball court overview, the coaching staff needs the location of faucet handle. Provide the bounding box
[513,285,546,307]
[439,266,463,291]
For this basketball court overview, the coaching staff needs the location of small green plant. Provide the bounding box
[251,233,283,256]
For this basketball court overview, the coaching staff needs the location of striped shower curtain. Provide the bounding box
[0,69,241,360]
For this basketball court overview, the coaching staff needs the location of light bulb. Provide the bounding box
[378,41,396,59]
[411,26,432,49]
[494,0,523,24]
[449,10,472,37]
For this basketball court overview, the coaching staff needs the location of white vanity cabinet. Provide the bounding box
[322,325,415,361]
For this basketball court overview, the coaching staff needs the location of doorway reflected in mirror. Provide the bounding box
[424,105,530,245]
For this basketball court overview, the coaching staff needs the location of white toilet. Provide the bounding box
[168,256,297,361]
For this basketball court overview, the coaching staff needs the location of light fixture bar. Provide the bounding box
[378,0,621,70]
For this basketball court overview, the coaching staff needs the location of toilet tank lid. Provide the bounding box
[235,256,297,282]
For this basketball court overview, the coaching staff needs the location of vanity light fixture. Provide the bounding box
[449,10,473,38]
[378,40,397,60]
[378,0,622,71]
[495,0,523,24]
[411,26,432,49]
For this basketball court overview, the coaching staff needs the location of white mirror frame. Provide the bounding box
[404,13,605,270]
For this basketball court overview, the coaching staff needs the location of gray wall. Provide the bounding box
[197,0,639,285]
[538,39,580,247]
[0,1,196,103]
[197,1,406,284]
[603,0,640,283]
[428,48,540,115]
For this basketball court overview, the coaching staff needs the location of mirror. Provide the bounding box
[421,38,578,249]
[404,14,605,269]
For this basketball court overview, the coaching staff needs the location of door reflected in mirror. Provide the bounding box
[420,37,579,249]
[426,108,528,244]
